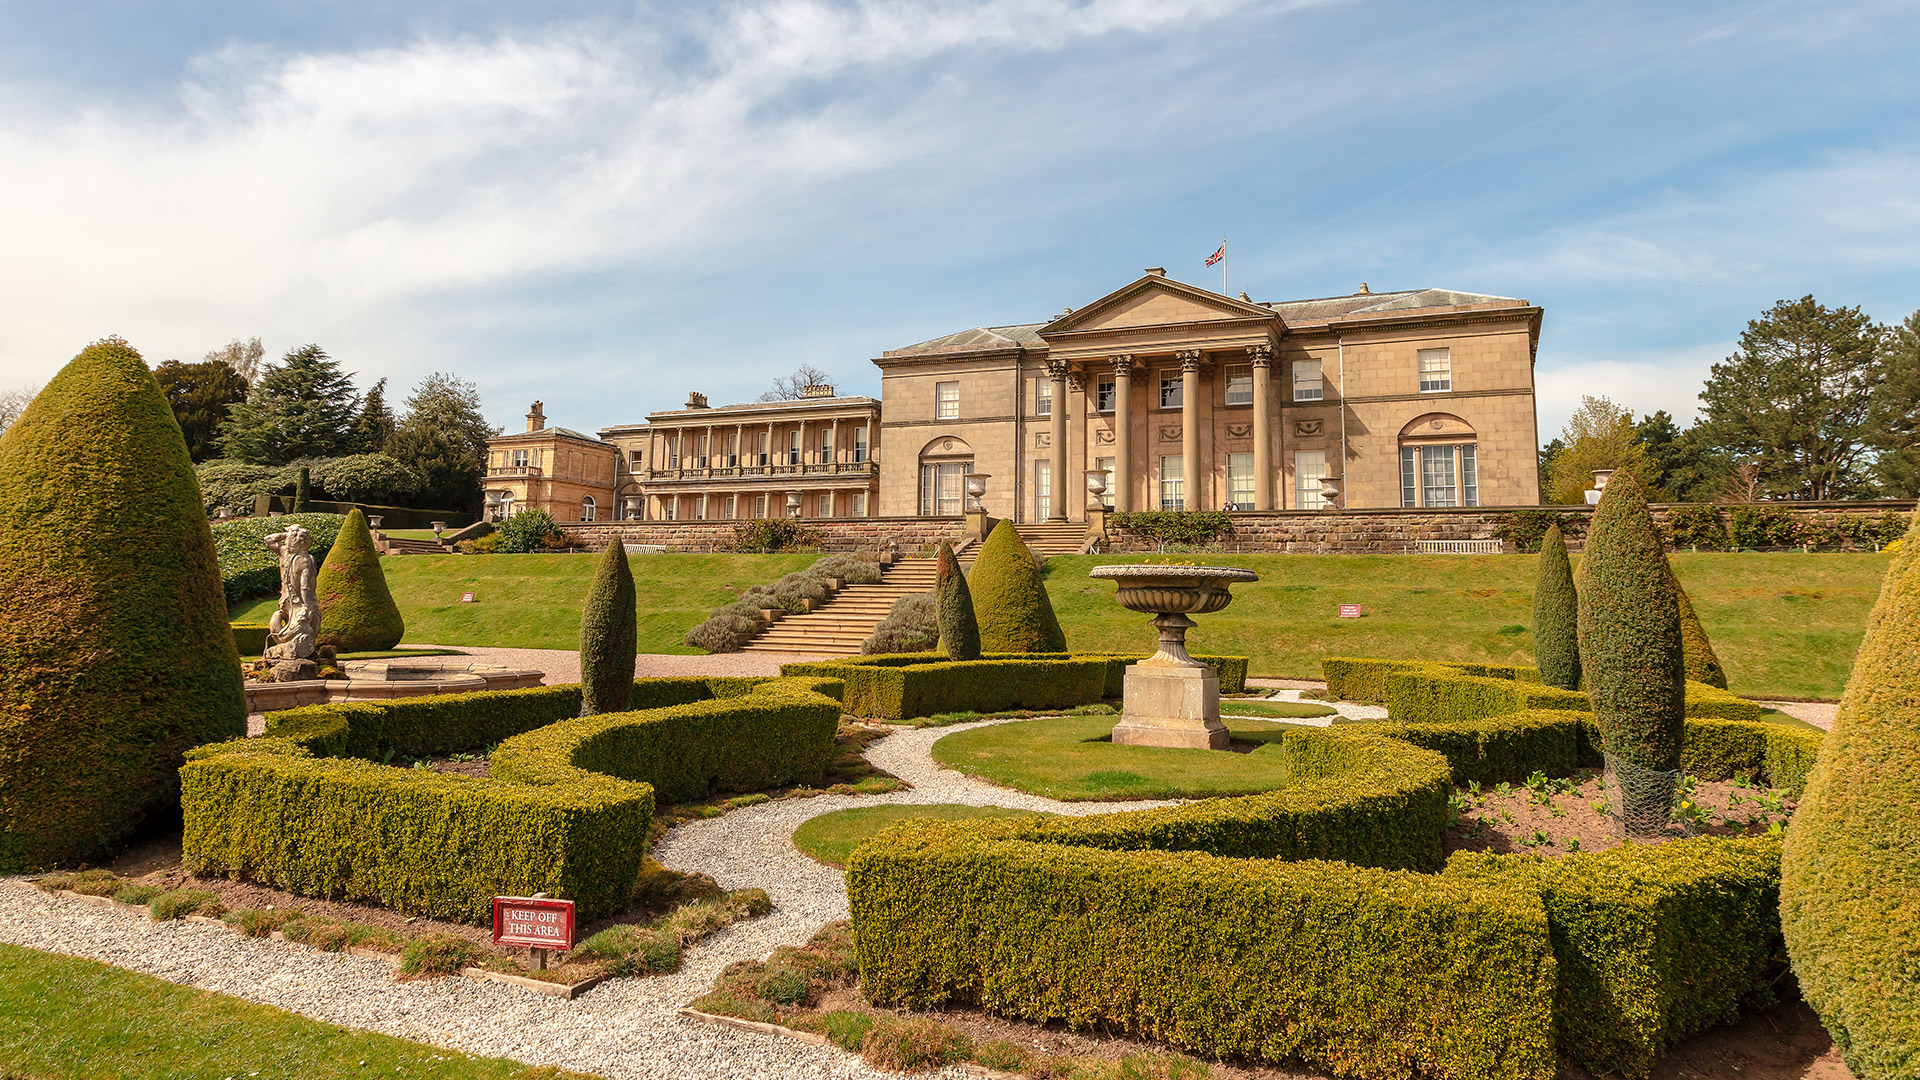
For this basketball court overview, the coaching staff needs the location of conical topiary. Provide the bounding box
[0,338,245,871]
[315,507,405,652]
[292,465,312,512]
[1782,513,1920,1080]
[1670,570,1728,689]
[579,540,637,715]
[968,521,1067,654]
[1532,524,1581,691]
[936,541,981,661]
[1574,473,1685,833]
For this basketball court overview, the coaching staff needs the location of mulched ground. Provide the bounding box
[1446,772,1794,857]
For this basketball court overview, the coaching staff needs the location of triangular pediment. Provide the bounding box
[1042,275,1277,337]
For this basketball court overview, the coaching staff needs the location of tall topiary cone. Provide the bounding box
[292,465,312,512]
[968,521,1067,653]
[0,338,245,871]
[315,508,405,652]
[936,541,981,661]
[579,540,636,715]
[1532,524,1581,690]
[1670,570,1728,689]
[1575,473,1685,833]
[1782,514,1920,1079]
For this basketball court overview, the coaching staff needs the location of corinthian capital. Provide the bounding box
[1176,349,1206,373]
[1246,343,1275,369]
[1045,359,1070,381]
[1108,354,1134,376]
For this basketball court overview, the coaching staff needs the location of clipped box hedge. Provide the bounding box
[230,622,269,657]
[1323,657,1540,704]
[182,675,842,923]
[1382,667,1762,727]
[782,651,1249,720]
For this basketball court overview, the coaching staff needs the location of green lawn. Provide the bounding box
[0,942,596,1080]
[1048,552,1888,700]
[230,552,815,653]
[1217,700,1337,720]
[929,715,1309,800]
[791,804,1050,866]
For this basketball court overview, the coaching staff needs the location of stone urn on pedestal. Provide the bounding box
[1089,564,1258,750]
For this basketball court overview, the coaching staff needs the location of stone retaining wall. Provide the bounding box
[569,517,968,554]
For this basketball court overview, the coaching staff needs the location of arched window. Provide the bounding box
[1397,414,1478,507]
[917,436,974,517]
[581,495,597,522]
[499,493,515,519]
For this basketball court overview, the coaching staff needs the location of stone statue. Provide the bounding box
[262,524,319,670]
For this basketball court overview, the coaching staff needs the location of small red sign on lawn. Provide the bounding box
[493,896,574,951]
[1338,604,1363,618]
[460,592,476,603]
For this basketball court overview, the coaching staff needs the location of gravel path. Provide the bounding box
[0,718,1170,1080]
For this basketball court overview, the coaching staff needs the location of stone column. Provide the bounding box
[1047,360,1069,520]
[734,423,744,469]
[830,418,840,468]
[1067,370,1087,521]
[766,421,775,470]
[1112,355,1134,512]
[1248,343,1275,511]
[1177,350,1206,511]
[797,420,807,467]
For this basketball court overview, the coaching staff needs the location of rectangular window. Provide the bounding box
[787,430,801,465]
[1295,450,1328,510]
[724,495,737,520]
[920,462,965,516]
[1035,377,1052,417]
[1400,447,1417,507]
[1461,444,1479,507]
[1159,373,1182,409]
[660,499,676,521]
[851,491,867,517]
[1421,444,1458,506]
[816,493,833,518]
[693,497,705,521]
[511,449,529,468]
[1293,359,1324,401]
[1160,455,1183,510]
[725,435,738,468]
[755,494,768,518]
[935,381,959,419]
[1095,376,1116,412]
[853,426,869,462]
[1035,459,1051,521]
[756,432,770,467]
[696,434,709,469]
[1227,452,1255,509]
[627,449,643,471]
[818,429,832,463]
[1224,364,1253,406]
[1418,347,1451,392]
[1095,456,1116,506]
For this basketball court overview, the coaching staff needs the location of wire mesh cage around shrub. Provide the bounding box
[1602,752,1689,839]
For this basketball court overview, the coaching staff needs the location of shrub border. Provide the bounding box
[784,652,1250,720]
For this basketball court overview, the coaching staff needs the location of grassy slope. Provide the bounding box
[0,942,594,1080]
[231,552,815,654]
[792,804,1048,867]
[1048,552,1886,700]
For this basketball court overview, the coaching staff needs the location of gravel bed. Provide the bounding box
[0,717,1169,1080]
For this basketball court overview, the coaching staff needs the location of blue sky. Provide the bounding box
[1,0,1916,442]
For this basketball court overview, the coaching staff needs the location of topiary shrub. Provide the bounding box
[580,541,637,715]
[1575,474,1685,834]
[968,521,1066,653]
[0,338,246,871]
[1671,570,1728,689]
[292,465,312,512]
[1781,513,1920,1080]
[315,508,405,653]
[1533,524,1580,690]
[863,592,937,655]
[935,542,980,661]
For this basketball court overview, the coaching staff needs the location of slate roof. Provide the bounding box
[646,394,880,420]
[494,426,603,443]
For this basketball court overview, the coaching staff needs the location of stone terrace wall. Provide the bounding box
[568,517,968,554]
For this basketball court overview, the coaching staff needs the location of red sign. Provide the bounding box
[492,896,575,950]
[460,592,476,603]
[1338,604,1363,618]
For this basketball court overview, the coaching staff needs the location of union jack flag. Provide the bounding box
[1205,242,1226,267]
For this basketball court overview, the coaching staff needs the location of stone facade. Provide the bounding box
[568,517,966,554]
[484,402,619,523]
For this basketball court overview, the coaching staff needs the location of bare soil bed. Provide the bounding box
[1445,771,1795,857]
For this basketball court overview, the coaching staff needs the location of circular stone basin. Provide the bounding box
[1088,564,1259,616]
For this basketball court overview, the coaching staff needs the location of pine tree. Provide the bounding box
[315,508,405,652]
[153,358,249,463]
[1532,524,1580,690]
[217,344,359,465]
[1782,512,1920,1079]
[1575,473,1685,833]
[389,373,498,513]
[579,540,637,715]
[353,377,397,453]
[967,521,1067,653]
[0,339,245,870]
[936,541,981,661]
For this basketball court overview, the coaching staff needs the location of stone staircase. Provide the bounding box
[1015,521,1093,557]
[739,552,958,657]
[376,534,450,555]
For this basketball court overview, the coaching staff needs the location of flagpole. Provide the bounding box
[1221,236,1227,294]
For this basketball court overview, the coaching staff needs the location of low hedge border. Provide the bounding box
[1382,669,1762,727]
[1323,657,1540,704]
[231,622,269,656]
[851,712,1810,1079]
[182,676,842,923]
[782,652,1250,720]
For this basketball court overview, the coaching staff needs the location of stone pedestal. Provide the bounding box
[1112,662,1226,750]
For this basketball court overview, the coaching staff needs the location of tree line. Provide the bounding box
[150,338,498,515]
[1541,296,1920,503]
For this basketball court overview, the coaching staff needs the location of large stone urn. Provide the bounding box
[1089,564,1258,750]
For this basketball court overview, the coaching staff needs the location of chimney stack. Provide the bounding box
[801,384,835,399]
[525,401,546,432]
[1357,283,1371,294]
[1144,267,1166,277]
[686,391,709,409]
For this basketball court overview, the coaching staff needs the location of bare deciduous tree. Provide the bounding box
[206,337,266,384]
[0,384,41,437]
[758,363,833,401]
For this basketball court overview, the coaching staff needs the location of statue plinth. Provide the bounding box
[1089,565,1258,752]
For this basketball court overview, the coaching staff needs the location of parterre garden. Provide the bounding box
[1,343,1915,1080]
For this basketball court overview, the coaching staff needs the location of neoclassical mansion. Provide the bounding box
[484,270,1544,524]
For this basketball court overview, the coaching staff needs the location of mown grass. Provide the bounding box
[0,942,598,1079]
[1049,552,1887,700]
[929,715,1315,800]
[791,804,1051,866]
[230,552,815,653]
